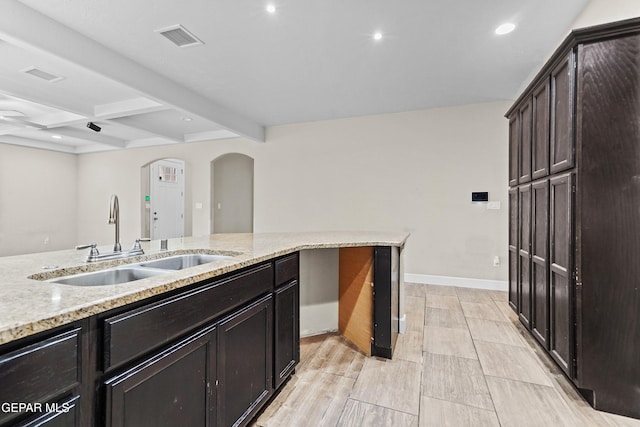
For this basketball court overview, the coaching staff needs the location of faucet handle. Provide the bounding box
[131,238,151,251]
[76,243,96,250]
[76,243,99,258]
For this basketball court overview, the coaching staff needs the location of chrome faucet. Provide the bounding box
[76,194,149,262]
[108,194,122,252]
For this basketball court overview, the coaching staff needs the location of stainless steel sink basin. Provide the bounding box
[137,254,232,270]
[47,253,235,286]
[51,267,166,286]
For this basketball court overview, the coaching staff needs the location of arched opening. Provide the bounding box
[211,153,254,233]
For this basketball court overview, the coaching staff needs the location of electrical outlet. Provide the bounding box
[493,256,500,267]
[43,236,49,245]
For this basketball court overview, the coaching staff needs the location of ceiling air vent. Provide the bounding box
[21,67,64,83]
[156,25,204,48]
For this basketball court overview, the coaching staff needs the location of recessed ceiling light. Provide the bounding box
[51,135,62,139]
[373,32,383,41]
[181,116,193,122]
[266,4,276,14]
[495,23,516,35]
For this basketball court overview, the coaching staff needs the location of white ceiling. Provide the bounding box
[0,0,589,153]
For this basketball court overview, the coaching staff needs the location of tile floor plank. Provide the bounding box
[460,301,505,321]
[424,307,468,330]
[419,397,500,427]
[338,399,418,427]
[425,294,462,311]
[486,376,583,427]
[350,357,422,415]
[423,325,477,360]
[466,317,526,347]
[475,340,553,386]
[422,353,494,410]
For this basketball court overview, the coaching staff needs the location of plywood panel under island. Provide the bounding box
[339,247,374,356]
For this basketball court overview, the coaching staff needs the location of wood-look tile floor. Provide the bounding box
[252,283,640,427]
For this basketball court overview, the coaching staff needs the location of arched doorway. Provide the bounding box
[211,153,254,233]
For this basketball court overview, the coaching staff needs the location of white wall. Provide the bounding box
[0,144,77,256]
[572,0,640,28]
[73,101,510,281]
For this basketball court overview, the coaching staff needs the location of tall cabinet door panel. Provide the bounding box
[532,79,550,179]
[549,173,574,377]
[519,100,533,183]
[508,112,520,187]
[577,35,640,416]
[508,188,519,311]
[518,185,532,328]
[274,280,299,390]
[531,180,549,348]
[217,295,273,427]
[550,52,575,174]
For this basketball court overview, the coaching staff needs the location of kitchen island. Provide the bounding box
[0,231,408,426]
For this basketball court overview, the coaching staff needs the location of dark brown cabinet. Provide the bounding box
[15,396,81,427]
[519,100,533,184]
[104,325,217,427]
[217,295,273,427]
[550,52,575,174]
[532,79,550,180]
[549,173,574,377]
[531,180,549,348]
[508,188,518,311]
[517,185,532,328]
[508,112,519,187]
[575,32,640,417]
[0,327,84,427]
[507,18,640,419]
[274,280,299,390]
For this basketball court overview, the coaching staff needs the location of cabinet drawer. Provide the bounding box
[0,329,81,425]
[15,395,80,427]
[275,253,298,287]
[104,263,273,371]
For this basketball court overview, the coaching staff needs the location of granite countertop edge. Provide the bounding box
[0,231,409,345]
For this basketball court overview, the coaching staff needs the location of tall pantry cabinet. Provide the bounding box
[507,18,640,419]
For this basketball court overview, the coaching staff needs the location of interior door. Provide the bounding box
[150,159,185,240]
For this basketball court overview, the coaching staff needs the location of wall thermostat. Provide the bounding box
[472,192,489,202]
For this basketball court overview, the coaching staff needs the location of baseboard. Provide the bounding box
[404,273,508,291]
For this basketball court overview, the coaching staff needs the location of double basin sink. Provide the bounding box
[50,254,233,287]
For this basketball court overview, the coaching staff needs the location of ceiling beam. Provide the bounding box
[0,1,265,142]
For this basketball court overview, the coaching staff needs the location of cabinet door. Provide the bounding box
[274,280,299,390]
[550,52,575,174]
[508,112,520,187]
[531,180,549,348]
[104,325,217,427]
[518,185,532,328]
[532,78,550,179]
[519,99,533,183]
[508,188,519,311]
[217,295,273,427]
[549,173,574,377]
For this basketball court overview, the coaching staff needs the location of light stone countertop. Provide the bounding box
[0,231,409,345]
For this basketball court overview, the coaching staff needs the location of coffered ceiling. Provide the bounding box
[0,0,590,153]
